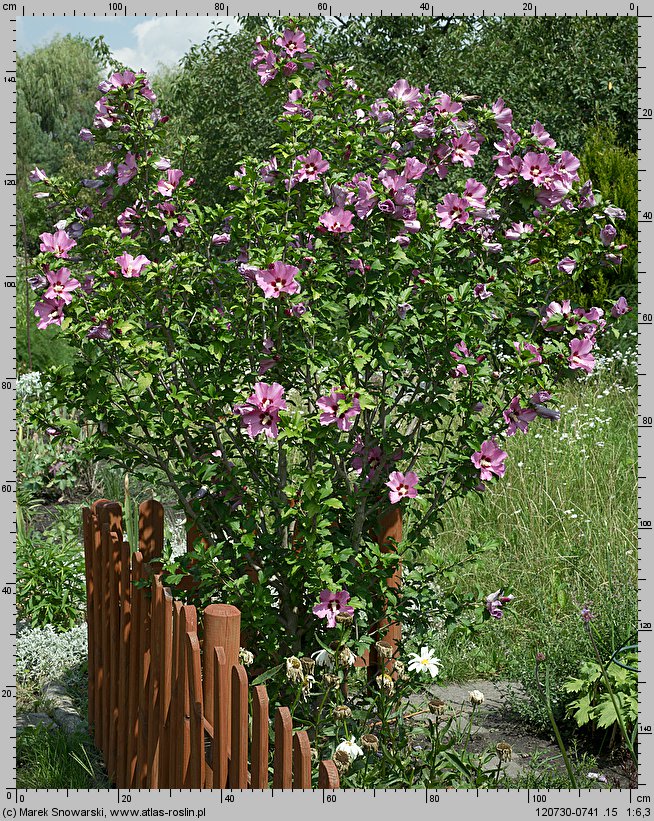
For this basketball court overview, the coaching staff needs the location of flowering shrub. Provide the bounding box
[27,23,629,664]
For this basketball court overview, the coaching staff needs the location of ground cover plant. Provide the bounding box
[18,18,637,788]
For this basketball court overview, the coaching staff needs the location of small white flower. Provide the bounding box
[239,648,254,667]
[469,689,485,705]
[312,648,334,669]
[335,736,364,762]
[407,646,441,678]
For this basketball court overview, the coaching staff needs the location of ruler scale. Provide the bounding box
[3,1,650,815]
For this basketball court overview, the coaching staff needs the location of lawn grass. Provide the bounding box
[17,725,109,789]
[422,357,637,699]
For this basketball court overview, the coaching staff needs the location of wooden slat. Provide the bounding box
[272,707,293,789]
[212,646,229,789]
[158,588,173,788]
[185,632,205,789]
[251,685,269,789]
[178,605,197,788]
[126,551,144,788]
[228,665,248,789]
[89,509,104,752]
[107,531,121,782]
[146,576,163,787]
[82,508,95,735]
[136,556,152,788]
[117,538,131,787]
[318,760,340,789]
[138,500,164,568]
[292,731,311,789]
[169,601,183,787]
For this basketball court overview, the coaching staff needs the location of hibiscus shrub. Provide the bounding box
[27,22,630,665]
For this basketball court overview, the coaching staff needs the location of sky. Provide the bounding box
[18,16,239,73]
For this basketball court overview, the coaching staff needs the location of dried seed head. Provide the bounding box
[428,698,446,716]
[375,641,393,661]
[300,656,316,676]
[496,741,513,763]
[338,647,356,668]
[332,749,351,774]
[324,673,340,689]
[335,613,353,626]
[285,655,304,683]
[394,659,409,681]
[332,705,352,720]
[360,733,379,753]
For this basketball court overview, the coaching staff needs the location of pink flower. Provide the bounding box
[531,120,556,148]
[436,193,469,229]
[275,28,307,57]
[255,262,301,298]
[403,157,427,180]
[94,161,115,177]
[486,589,514,619]
[44,268,80,305]
[474,283,493,300]
[34,298,65,330]
[388,78,421,109]
[317,389,361,431]
[520,152,552,185]
[569,337,595,373]
[117,207,139,238]
[295,149,329,182]
[611,296,630,318]
[312,589,354,628]
[450,133,480,168]
[386,470,419,504]
[557,257,576,275]
[504,222,533,240]
[156,169,183,197]
[234,381,287,440]
[495,155,522,188]
[513,340,542,364]
[116,152,137,186]
[463,178,487,210]
[491,97,513,131]
[471,440,508,481]
[29,167,48,183]
[39,231,77,258]
[503,396,537,436]
[153,157,171,171]
[115,252,151,278]
[600,224,617,246]
[434,92,462,115]
[319,207,354,234]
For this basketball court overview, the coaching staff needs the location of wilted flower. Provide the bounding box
[300,657,316,675]
[333,705,352,720]
[286,656,304,683]
[376,673,395,694]
[469,690,485,705]
[312,648,334,669]
[332,749,351,775]
[300,674,315,701]
[496,741,512,762]
[375,641,394,661]
[485,589,515,619]
[428,698,446,716]
[335,736,364,761]
[360,734,380,753]
[239,648,254,667]
[323,673,340,688]
[338,647,356,668]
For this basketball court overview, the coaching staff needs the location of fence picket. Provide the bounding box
[126,551,144,788]
[159,588,173,788]
[169,601,183,787]
[146,576,164,787]
[178,604,197,787]
[117,538,131,787]
[228,665,248,789]
[318,760,340,789]
[136,553,151,788]
[82,508,95,735]
[212,646,229,789]
[251,685,269,789]
[273,707,293,789]
[185,632,205,789]
[292,731,311,789]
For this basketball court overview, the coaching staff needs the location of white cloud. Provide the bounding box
[113,17,239,74]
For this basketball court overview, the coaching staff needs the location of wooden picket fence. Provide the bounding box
[82,498,340,789]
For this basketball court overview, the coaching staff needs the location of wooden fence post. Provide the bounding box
[213,646,229,789]
[228,665,248,788]
[82,508,95,737]
[159,588,173,788]
[126,551,144,788]
[203,602,240,784]
[368,506,403,679]
[318,759,340,789]
[292,731,311,789]
[117,537,131,787]
[177,604,197,788]
[185,631,205,789]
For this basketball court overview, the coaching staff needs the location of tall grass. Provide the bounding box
[423,345,637,690]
